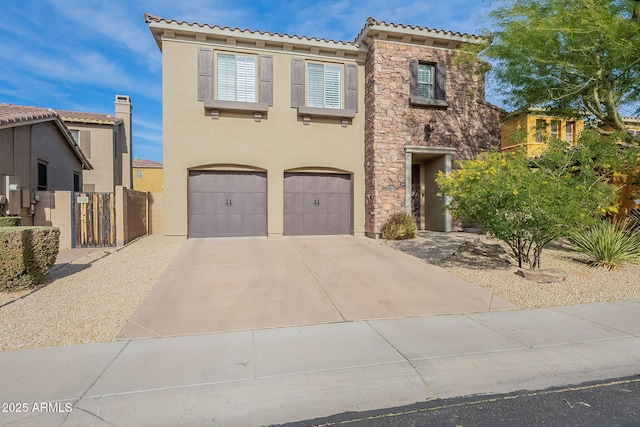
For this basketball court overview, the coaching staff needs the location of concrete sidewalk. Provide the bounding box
[1,299,639,426]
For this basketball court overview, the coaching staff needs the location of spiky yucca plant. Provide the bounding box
[570,220,640,270]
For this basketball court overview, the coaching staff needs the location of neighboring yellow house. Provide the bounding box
[132,159,163,193]
[599,116,640,216]
[501,108,584,156]
[598,116,640,138]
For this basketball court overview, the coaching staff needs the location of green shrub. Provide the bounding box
[382,212,417,240]
[570,220,640,270]
[0,217,22,227]
[0,227,60,292]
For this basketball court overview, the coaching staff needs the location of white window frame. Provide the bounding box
[307,62,343,109]
[217,53,257,103]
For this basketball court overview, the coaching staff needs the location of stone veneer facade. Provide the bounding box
[364,40,503,236]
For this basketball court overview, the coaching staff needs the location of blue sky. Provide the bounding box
[1,0,496,163]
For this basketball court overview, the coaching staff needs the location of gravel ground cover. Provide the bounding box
[430,236,640,309]
[0,236,184,351]
[1,232,638,352]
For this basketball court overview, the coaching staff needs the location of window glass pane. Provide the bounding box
[236,56,256,102]
[417,64,434,99]
[324,65,342,109]
[535,119,546,143]
[37,162,47,191]
[550,121,559,138]
[565,123,573,143]
[217,54,237,101]
[307,63,324,108]
[73,173,80,192]
[307,63,342,109]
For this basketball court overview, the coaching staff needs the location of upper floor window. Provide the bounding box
[136,170,143,179]
[565,122,574,143]
[73,172,81,192]
[70,129,79,142]
[307,63,342,109]
[550,121,560,139]
[197,48,273,116]
[217,53,256,103]
[37,161,47,191]
[291,58,358,120]
[535,119,546,143]
[417,64,434,99]
[409,59,448,108]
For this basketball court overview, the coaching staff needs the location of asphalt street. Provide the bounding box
[281,375,640,427]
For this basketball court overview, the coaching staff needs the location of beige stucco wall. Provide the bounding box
[148,192,164,235]
[31,122,83,192]
[33,191,73,249]
[1,122,82,222]
[67,123,119,192]
[161,40,366,238]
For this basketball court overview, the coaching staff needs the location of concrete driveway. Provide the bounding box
[118,236,515,339]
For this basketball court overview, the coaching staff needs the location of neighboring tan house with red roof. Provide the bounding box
[133,159,163,193]
[58,95,133,193]
[0,104,92,223]
[145,15,502,239]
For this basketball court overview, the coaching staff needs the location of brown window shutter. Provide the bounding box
[435,63,446,100]
[198,48,214,101]
[291,58,305,107]
[345,63,358,112]
[409,59,419,104]
[79,130,91,159]
[259,55,273,106]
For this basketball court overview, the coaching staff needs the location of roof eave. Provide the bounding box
[356,22,488,49]
[61,117,122,126]
[53,118,93,170]
[144,14,363,56]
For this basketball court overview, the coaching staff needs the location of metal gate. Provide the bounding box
[71,192,115,248]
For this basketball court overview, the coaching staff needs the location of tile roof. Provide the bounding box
[143,13,358,47]
[0,104,59,126]
[0,104,92,170]
[622,116,640,124]
[57,110,123,125]
[133,159,163,168]
[355,16,487,45]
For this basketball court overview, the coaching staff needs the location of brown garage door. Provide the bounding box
[188,171,267,238]
[284,173,351,235]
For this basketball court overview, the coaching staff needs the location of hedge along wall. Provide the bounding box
[0,227,60,292]
[0,217,22,227]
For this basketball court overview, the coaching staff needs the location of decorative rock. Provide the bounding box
[515,269,567,283]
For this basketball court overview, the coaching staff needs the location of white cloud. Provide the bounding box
[45,0,161,71]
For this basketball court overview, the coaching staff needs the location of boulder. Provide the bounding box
[515,269,567,283]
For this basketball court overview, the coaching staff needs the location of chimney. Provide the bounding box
[114,95,133,188]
